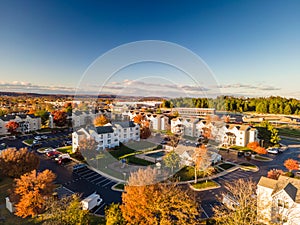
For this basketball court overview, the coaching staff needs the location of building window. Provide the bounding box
[278,199,284,207]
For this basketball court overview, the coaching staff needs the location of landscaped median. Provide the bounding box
[22,139,33,146]
[189,180,220,191]
[252,154,272,161]
[111,183,125,192]
[239,162,259,172]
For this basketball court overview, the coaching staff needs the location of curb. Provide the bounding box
[111,183,125,192]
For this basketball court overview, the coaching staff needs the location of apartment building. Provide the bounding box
[72,121,140,152]
[0,114,41,135]
[257,176,300,225]
[171,117,258,147]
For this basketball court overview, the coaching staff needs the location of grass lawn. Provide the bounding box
[174,166,204,181]
[127,156,154,166]
[191,180,219,190]
[278,127,300,138]
[56,146,73,154]
[113,183,125,190]
[108,144,136,159]
[229,145,252,151]
[218,163,235,170]
[23,139,33,145]
[125,141,157,151]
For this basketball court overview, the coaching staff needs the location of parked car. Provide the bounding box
[41,135,48,140]
[237,151,244,157]
[37,147,54,154]
[57,157,71,165]
[46,150,60,158]
[267,148,279,154]
[81,193,102,211]
[73,164,87,171]
[34,136,42,140]
[55,153,70,161]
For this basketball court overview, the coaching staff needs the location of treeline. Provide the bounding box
[163,96,300,115]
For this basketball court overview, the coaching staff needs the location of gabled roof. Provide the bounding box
[258,176,278,189]
[258,176,300,203]
[95,126,114,134]
[113,121,136,128]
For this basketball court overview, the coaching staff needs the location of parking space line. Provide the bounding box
[83,173,98,179]
[102,180,115,187]
[201,206,209,218]
[85,173,100,180]
[78,170,94,176]
[96,178,110,185]
[93,202,105,214]
[82,171,97,177]
[91,176,105,183]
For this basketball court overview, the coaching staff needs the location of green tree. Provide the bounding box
[105,203,125,225]
[43,194,89,225]
[163,150,181,173]
[284,104,292,115]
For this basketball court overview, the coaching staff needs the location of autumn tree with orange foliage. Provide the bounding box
[121,167,199,225]
[247,142,260,150]
[0,148,40,178]
[247,142,267,154]
[52,110,67,127]
[254,146,267,154]
[284,159,299,172]
[267,169,284,180]
[93,114,109,126]
[5,121,19,135]
[192,144,213,183]
[11,169,56,218]
[133,114,151,139]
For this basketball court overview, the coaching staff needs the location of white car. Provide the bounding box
[267,148,279,154]
[37,147,53,154]
[34,136,42,140]
[55,153,70,161]
[41,135,48,140]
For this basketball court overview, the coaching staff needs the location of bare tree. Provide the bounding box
[213,179,258,225]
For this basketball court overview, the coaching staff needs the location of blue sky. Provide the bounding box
[0,0,299,98]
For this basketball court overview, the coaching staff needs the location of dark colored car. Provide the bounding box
[58,157,71,165]
[237,151,244,157]
[73,164,87,171]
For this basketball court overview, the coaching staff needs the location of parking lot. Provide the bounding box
[64,165,121,215]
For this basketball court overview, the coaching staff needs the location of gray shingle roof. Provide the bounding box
[95,126,114,134]
[113,121,135,128]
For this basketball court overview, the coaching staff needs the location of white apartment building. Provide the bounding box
[0,114,41,135]
[123,110,169,131]
[72,121,140,152]
[257,176,300,225]
[171,117,259,147]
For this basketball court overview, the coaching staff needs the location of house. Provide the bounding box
[171,117,259,147]
[257,176,300,225]
[72,121,140,152]
[0,114,41,135]
[174,144,222,166]
[221,124,258,147]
